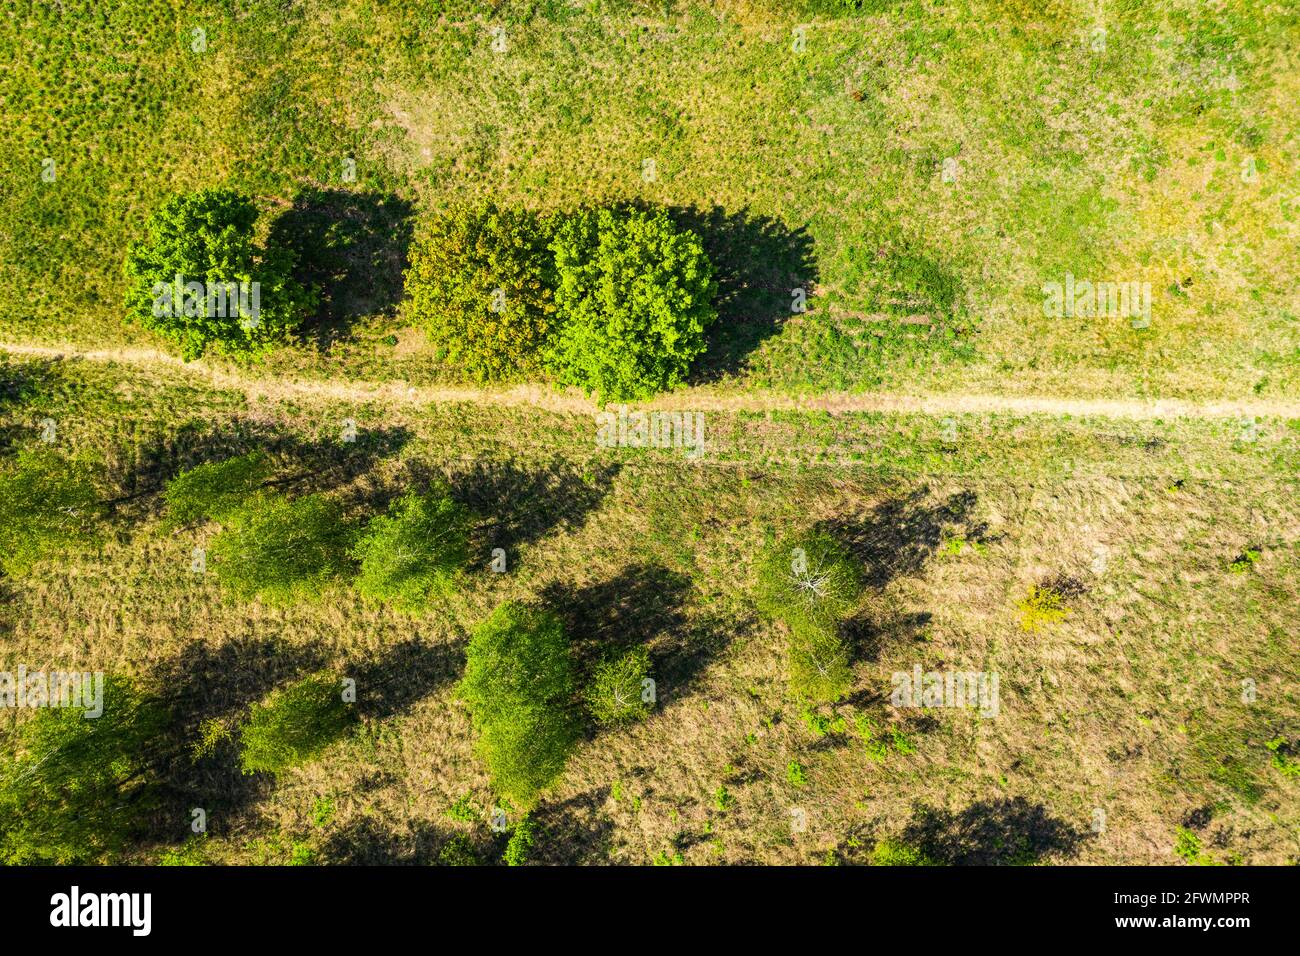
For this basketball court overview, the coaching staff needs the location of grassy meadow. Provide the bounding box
[0,0,1297,866]
[0,353,1296,864]
[2,0,1298,399]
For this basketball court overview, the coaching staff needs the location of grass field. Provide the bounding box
[1,0,1298,867]
[1,353,1296,864]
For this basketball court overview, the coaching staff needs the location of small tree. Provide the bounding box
[352,483,471,611]
[788,621,853,703]
[458,602,579,808]
[502,815,535,866]
[123,188,315,360]
[238,672,354,775]
[0,677,170,864]
[209,492,355,605]
[405,204,557,380]
[546,205,717,400]
[585,646,654,725]
[756,530,863,632]
[756,530,862,703]
[0,448,103,576]
[162,451,275,526]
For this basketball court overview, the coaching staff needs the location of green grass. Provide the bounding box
[0,352,1295,864]
[2,0,1297,401]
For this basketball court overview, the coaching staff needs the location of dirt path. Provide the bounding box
[5,340,1299,421]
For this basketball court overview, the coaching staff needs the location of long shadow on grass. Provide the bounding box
[350,638,465,721]
[147,636,327,839]
[818,487,988,590]
[667,204,818,385]
[900,797,1088,865]
[112,417,413,514]
[266,187,416,350]
[527,788,616,865]
[540,562,740,704]
[446,459,620,558]
[317,818,460,865]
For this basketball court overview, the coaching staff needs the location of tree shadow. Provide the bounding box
[527,788,616,865]
[900,797,1088,865]
[665,204,818,384]
[349,639,465,721]
[539,563,691,677]
[538,562,737,703]
[446,459,619,557]
[145,636,327,836]
[266,187,416,350]
[818,487,989,589]
[110,417,413,513]
[316,817,465,865]
[840,610,932,664]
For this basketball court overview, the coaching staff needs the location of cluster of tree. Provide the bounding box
[407,202,718,400]
[0,670,352,864]
[122,190,719,401]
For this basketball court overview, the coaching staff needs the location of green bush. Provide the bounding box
[756,530,862,703]
[352,483,471,611]
[585,646,654,725]
[123,188,315,361]
[546,205,717,400]
[405,204,557,380]
[162,451,275,526]
[503,815,535,866]
[0,448,103,576]
[789,622,853,702]
[209,492,355,605]
[871,838,937,866]
[756,530,863,631]
[239,672,355,775]
[0,677,170,864]
[458,602,580,808]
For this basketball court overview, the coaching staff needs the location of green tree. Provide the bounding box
[0,677,170,863]
[123,188,315,360]
[162,451,275,526]
[209,492,355,605]
[0,448,103,576]
[405,204,557,380]
[458,602,579,808]
[352,483,471,611]
[239,672,355,775]
[756,530,863,703]
[546,205,717,400]
[503,815,535,866]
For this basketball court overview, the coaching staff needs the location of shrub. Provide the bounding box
[0,677,170,863]
[239,672,354,775]
[209,492,355,605]
[788,622,853,702]
[756,530,862,702]
[163,451,274,526]
[438,834,479,866]
[123,188,315,360]
[458,602,580,808]
[502,815,535,866]
[405,204,557,380]
[1017,583,1068,632]
[585,645,653,725]
[871,838,937,866]
[755,530,863,633]
[0,448,103,576]
[352,483,471,611]
[546,204,717,400]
